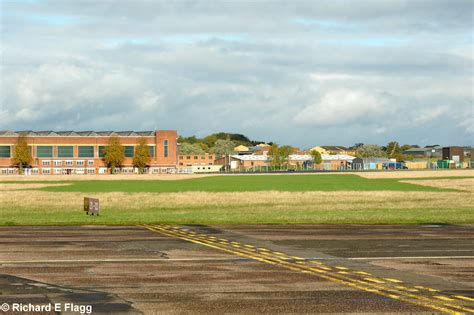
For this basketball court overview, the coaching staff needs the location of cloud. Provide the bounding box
[294,90,388,127]
[0,1,473,147]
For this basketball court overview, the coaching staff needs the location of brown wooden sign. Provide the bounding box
[84,197,100,216]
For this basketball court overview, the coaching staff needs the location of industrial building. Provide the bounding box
[0,130,178,175]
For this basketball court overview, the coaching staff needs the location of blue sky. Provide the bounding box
[1,0,472,148]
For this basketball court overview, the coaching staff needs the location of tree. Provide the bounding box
[133,138,151,174]
[385,141,401,158]
[268,144,292,168]
[104,136,125,174]
[310,150,322,168]
[179,143,205,155]
[355,144,385,158]
[12,134,32,175]
[210,138,235,157]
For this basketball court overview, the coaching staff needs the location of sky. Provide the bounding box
[0,0,473,148]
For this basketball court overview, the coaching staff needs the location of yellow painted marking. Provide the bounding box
[257,248,269,251]
[291,256,305,260]
[427,288,441,292]
[335,266,348,270]
[355,271,371,275]
[319,266,332,271]
[433,296,454,302]
[143,225,470,314]
[296,261,306,265]
[396,286,418,292]
[454,295,474,302]
[273,252,286,256]
[232,244,241,248]
[363,278,385,284]
[244,245,255,248]
[384,278,403,283]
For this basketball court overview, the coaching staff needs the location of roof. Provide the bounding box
[0,130,156,137]
[320,146,349,151]
[231,154,356,162]
[354,157,392,163]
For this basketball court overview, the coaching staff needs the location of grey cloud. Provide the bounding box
[1,1,472,147]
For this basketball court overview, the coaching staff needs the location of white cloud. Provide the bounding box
[294,90,388,127]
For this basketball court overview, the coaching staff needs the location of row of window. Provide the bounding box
[179,155,215,160]
[42,160,95,167]
[0,145,157,158]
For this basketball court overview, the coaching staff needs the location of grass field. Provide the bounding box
[1,173,473,225]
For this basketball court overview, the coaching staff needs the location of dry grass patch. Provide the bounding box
[401,178,474,192]
[0,183,71,191]
[1,190,472,213]
[356,169,474,179]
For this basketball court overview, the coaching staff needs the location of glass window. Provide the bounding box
[149,146,155,157]
[0,146,10,158]
[124,146,134,157]
[164,140,169,158]
[78,146,94,158]
[58,146,73,158]
[98,146,106,158]
[37,146,53,158]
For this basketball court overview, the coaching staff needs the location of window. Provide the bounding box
[42,160,51,167]
[78,146,94,158]
[194,156,198,159]
[37,146,53,158]
[201,156,205,159]
[186,156,190,159]
[149,146,155,158]
[87,160,94,166]
[164,140,169,158]
[53,168,62,175]
[0,146,10,158]
[65,160,73,166]
[179,156,183,159]
[42,169,51,175]
[76,168,85,174]
[53,160,62,167]
[58,146,73,158]
[76,160,85,167]
[98,146,106,158]
[87,168,95,174]
[124,146,134,157]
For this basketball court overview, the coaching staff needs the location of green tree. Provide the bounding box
[179,142,205,155]
[268,144,292,169]
[133,138,151,174]
[355,144,385,158]
[310,150,322,168]
[385,141,401,158]
[104,136,125,174]
[12,134,32,175]
[210,138,235,157]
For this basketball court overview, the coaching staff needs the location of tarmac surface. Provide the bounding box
[0,225,473,314]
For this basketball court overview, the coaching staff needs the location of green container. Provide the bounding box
[437,160,450,169]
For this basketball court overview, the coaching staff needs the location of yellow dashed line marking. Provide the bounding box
[363,278,386,284]
[335,266,348,270]
[143,225,472,315]
[384,278,403,283]
[454,295,474,302]
[291,256,305,260]
[434,296,455,302]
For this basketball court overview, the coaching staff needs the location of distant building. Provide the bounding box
[403,146,442,158]
[0,130,178,175]
[310,146,355,156]
[442,147,464,163]
[178,153,215,167]
[352,157,393,170]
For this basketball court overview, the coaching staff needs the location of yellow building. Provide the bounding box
[234,145,250,152]
[309,146,355,156]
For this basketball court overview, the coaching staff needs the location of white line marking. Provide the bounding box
[0,258,248,264]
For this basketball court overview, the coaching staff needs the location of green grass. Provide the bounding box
[1,175,472,225]
[31,174,455,193]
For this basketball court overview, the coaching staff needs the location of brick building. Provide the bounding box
[178,153,215,167]
[0,130,178,175]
